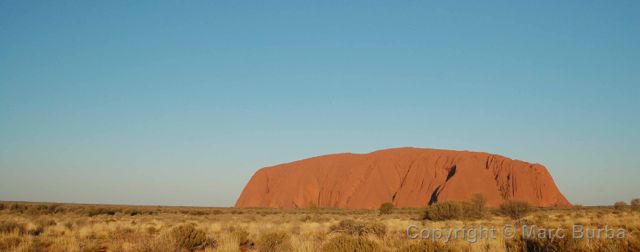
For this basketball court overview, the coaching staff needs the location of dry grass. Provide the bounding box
[0,201,638,251]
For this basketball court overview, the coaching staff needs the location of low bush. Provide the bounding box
[230,210,244,215]
[79,238,102,252]
[614,201,628,211]
[0,236,22,251]
[632,198,640,211]
[27,226,45,236]
[24,204,62,215]
[232,229,255,250]
[321,235,380,252]
[27,217,57,236]
[257,231,291,252]
[505,237,559,252]
[133,234,179,252]
[308,202,319,214]
[423,196,489,221]
[170,224,213,251]
[504,236,640,252]
[7,203,27,213]
[533,214,550,224]
[469,193,488,218]
[423,201,467,221]
[123,208,141,216]
[34,217,56,228]
[300,215,312,222]
[0,221,26,234]
[499,200,533,220]
[329,219,387,237]
[21,238,46,252]
[367,222,387,238]
[379,202,394,215]
[86,207,117,217]
[397,240,450,252]
[186,210,207,216]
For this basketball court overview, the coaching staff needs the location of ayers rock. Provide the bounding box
[235,147,570,209]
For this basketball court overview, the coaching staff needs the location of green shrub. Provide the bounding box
[321,235,380,252]
[379,202,394,215]
[397,240,450,252]
[499,200,533,220]
[257,231,291,252]
[329,219,387,237]
[170,224,212,251]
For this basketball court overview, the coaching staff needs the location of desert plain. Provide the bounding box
[1,200,639,252]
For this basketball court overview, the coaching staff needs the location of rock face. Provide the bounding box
[235,147,571,209]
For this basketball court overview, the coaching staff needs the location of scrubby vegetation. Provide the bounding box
[256,231,292,252]
[499,199,533,220]
[423,201,486,221]
[397,240,449,252]
[0,200,638,251]
[422,194,488,221]
[424,201,469,220]
[632,198,640,211]
[321,235,380,252]
[0,220,27,235]
[329,219,387,238]
[379,202,394,215]
[170,224,215,250]
[469,193,488,217]
[614,201,629,211]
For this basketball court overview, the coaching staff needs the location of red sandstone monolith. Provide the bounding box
[235,147,570,209]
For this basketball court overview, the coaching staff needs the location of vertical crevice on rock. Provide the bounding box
[445,165,457,181]
[429,186,441,205]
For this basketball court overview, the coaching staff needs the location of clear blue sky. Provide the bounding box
[1,1,638,207]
